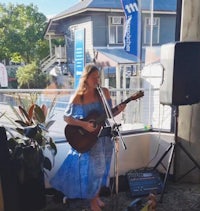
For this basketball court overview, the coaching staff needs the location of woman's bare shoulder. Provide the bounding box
[70,94,82,104]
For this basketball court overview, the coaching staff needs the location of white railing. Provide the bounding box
[40,55,57,72]
[0,88,172,140]
[40,45,67,72]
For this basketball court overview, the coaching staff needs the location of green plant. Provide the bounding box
[2,95,57,179]
[0,94,58,211]
[16,62,49,88]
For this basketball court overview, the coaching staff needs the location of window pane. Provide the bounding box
[144,26,159,44]
[117,26,123,43]
[109,26,116,44]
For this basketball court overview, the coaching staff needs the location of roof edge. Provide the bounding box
[52,8,123,21]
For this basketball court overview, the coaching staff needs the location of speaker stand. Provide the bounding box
[153,105,200,203]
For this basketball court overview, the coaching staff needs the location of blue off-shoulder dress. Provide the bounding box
[50,100,114,199]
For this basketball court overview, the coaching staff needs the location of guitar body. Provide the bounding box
[65,111,102,153]
[64,91,144,153]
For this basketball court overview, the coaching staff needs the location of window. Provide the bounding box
[109,16,124,44]
[144,17,160,45]
[1,2,177,138]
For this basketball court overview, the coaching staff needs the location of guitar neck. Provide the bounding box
[95,91,143,125]
[112,97,133,111]
[95,97,132,124]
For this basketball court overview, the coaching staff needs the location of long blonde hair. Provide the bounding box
[76,63,99,95]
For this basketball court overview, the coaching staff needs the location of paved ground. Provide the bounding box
[42,181,200,211]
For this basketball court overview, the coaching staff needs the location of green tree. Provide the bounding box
[35,39,49,62]
[0,3,48,64]
[16,62,49,88]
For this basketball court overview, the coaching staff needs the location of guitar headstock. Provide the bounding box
[120,90,144,105]
[131,90,144,100]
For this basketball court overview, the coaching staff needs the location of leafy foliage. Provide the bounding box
[16,62,50,88]
[2,94,57,174]
[0,3,48,64]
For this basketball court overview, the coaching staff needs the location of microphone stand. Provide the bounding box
[96,85,126,194]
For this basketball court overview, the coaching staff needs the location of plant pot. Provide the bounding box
[17,146,46,211]
[19,171,46,211]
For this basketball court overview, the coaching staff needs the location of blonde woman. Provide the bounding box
[50,64,126,211]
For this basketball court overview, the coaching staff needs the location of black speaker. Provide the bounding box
[160,41,200,105]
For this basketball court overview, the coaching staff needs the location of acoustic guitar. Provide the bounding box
[64,90,144,153]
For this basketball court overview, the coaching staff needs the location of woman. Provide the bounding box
[50,63,126,211]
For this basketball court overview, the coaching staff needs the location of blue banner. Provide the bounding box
[74,29,85,89]
[121,0,141,58]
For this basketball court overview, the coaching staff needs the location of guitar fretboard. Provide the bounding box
[95,91,143,124]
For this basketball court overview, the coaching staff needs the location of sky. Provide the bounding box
[2,0,79,18]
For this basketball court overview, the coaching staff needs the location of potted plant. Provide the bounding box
[1,94,57,211]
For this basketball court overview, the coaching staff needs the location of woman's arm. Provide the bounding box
[113,103,126,116]
[102,87,126,116]
[64,116,97,132]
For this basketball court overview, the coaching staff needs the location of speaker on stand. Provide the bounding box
[154,41,200,202]
[160,41,200,105]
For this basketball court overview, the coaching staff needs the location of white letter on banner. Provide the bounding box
[125,3,138,14]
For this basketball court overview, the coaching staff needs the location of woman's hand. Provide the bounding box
[117,103,126,113]
[113,103,126,116]
[83,121,97,132]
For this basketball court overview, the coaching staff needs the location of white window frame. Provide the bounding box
[144,17,160,45]
[108,16,124,44]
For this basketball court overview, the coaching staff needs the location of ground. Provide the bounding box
[42,181,200,211]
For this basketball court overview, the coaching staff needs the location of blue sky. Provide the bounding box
[2,0,79,17]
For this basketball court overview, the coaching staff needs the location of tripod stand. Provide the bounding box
[96,85,127,195]
[153,105,200,202]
